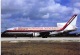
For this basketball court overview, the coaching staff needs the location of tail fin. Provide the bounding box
[70,14,77,26]
[58,14,77,31]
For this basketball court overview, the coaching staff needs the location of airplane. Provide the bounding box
[1,14,78,38]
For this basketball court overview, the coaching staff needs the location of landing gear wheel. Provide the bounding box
[42,35,47,38]
[40,32,49,38]
[14,34,17,38]
[42,36,47,38]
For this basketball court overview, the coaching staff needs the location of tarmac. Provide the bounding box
[1,37,80,42]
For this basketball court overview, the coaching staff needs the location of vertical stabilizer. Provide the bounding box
[58,14,77,31]
[70,15,77,26]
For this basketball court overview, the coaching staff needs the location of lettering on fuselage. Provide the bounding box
[13,27,60,31]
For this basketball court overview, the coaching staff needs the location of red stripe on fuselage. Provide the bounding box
[6,30,53,32]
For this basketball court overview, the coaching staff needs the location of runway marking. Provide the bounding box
[1,37,80,42]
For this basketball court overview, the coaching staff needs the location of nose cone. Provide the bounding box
[7,27,15,30]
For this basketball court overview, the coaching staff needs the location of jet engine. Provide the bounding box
[33,32,40,37]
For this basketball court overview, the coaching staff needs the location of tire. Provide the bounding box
[42,35,47,38]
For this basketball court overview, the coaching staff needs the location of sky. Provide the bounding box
[1,0,80,32]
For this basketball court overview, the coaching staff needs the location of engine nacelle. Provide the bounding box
[33,32,40,37]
